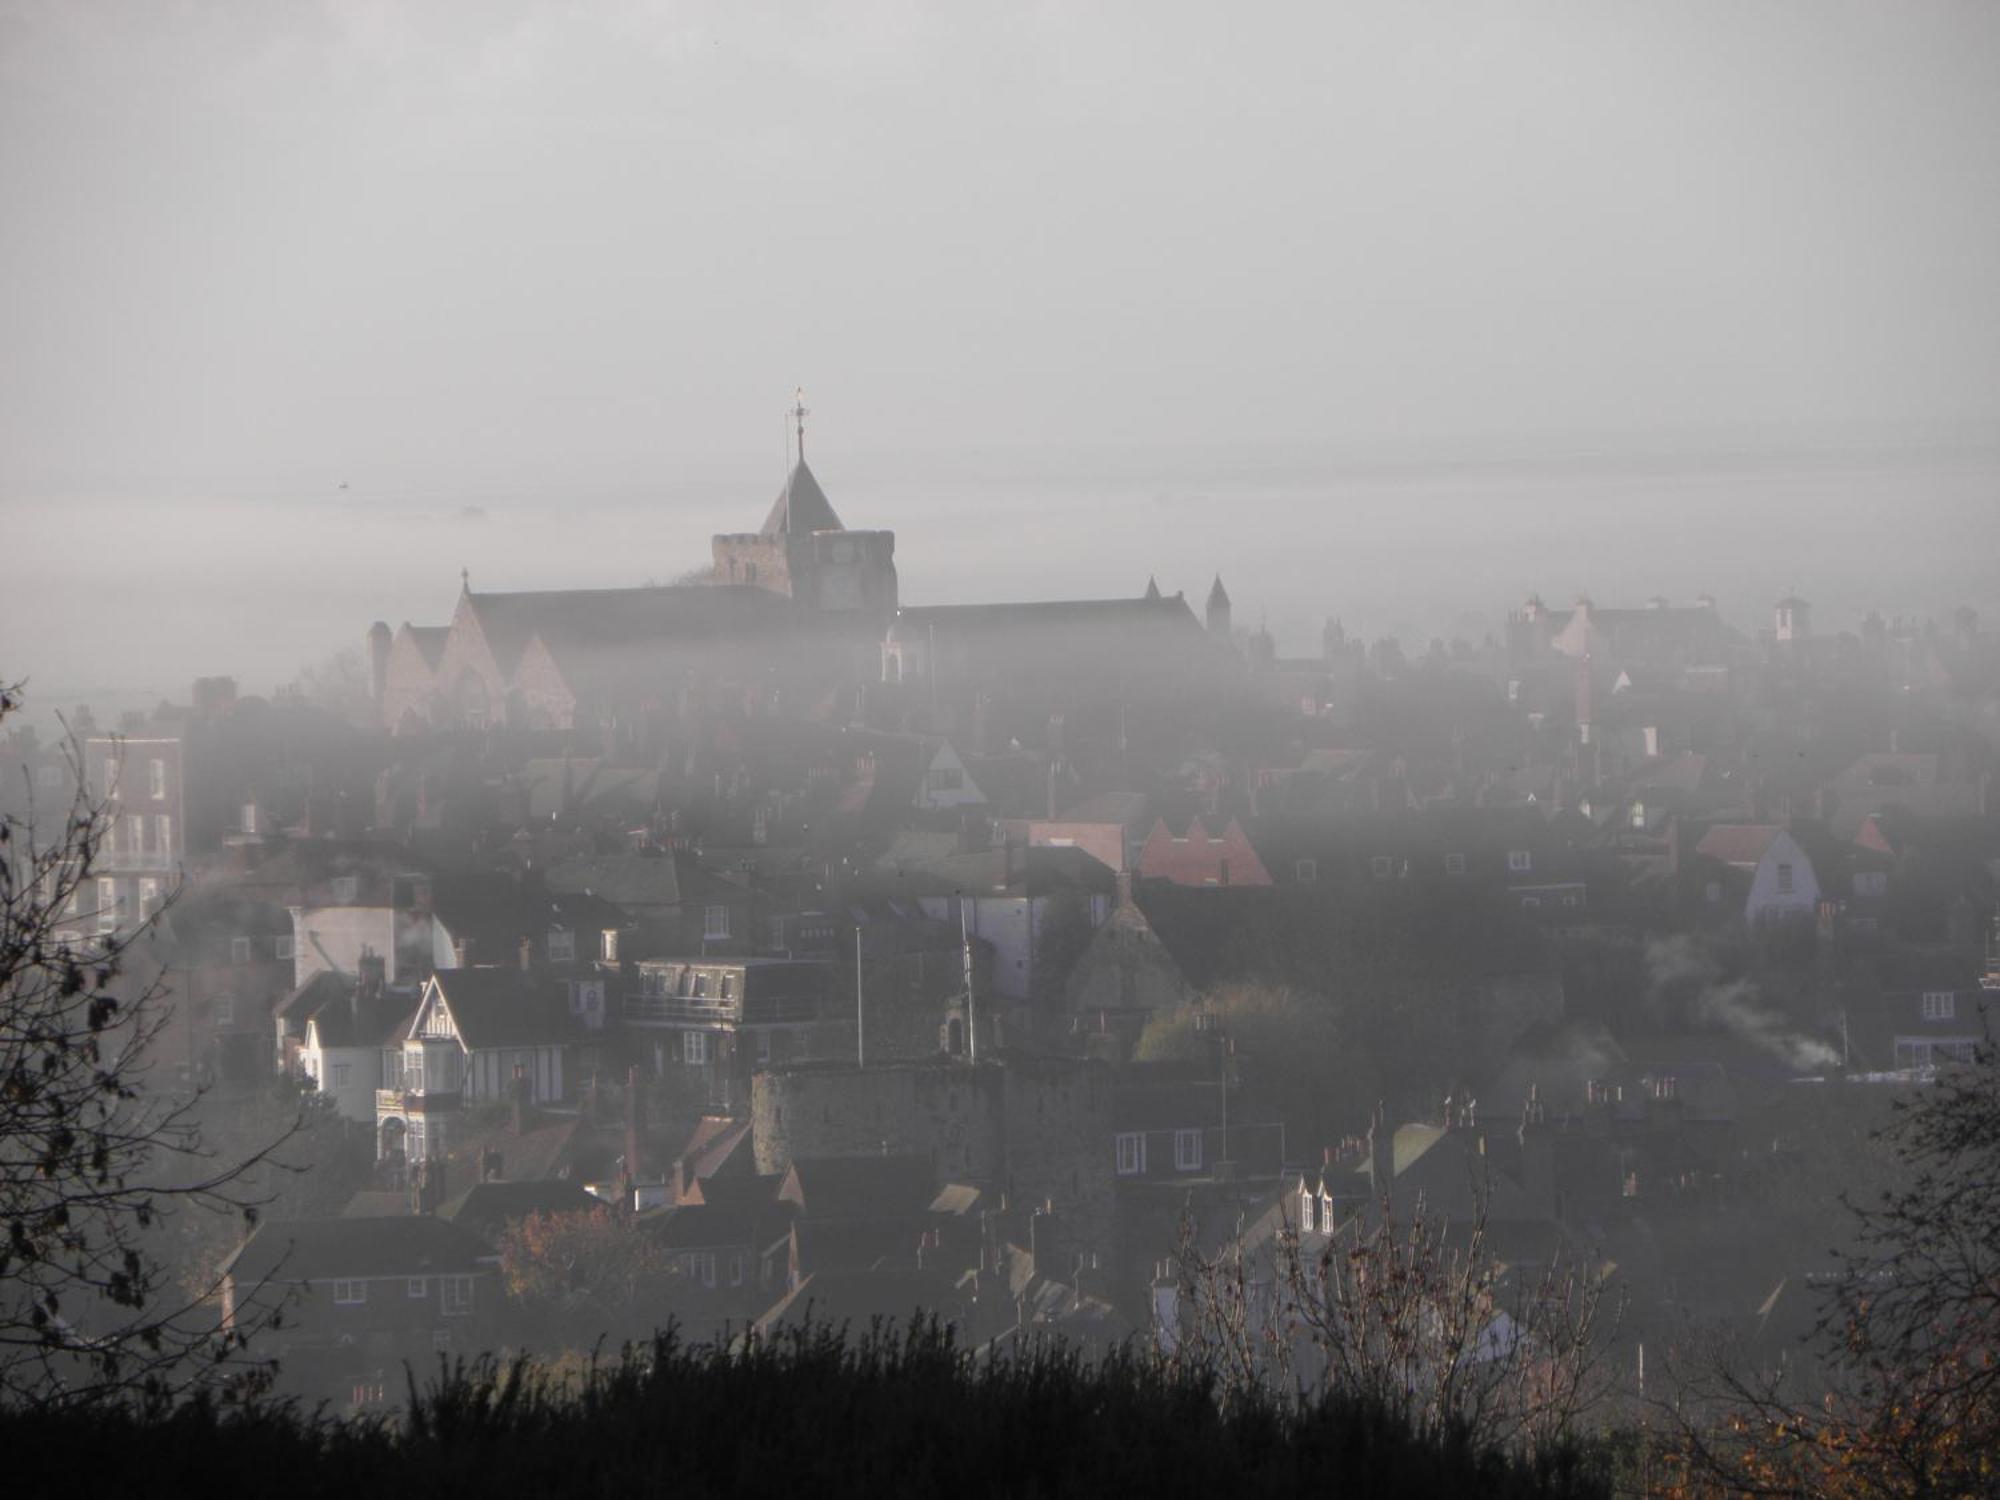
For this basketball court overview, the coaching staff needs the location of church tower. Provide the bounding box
[1206,575,1233,639]
[712,390,897,617]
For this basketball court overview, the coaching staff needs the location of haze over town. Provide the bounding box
[6,4,2000,1492]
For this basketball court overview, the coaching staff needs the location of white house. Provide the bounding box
[1695,824,1821,925]
[376,968,578,1163]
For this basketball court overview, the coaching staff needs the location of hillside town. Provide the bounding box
[8,423,1996,1413]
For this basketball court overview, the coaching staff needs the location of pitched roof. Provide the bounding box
[423,968,578,1050]
[752,1268,962,1336]
[1207,575,1230,609]
[222,1216,490,1284]
[437,1179,600,1243]
[1695,824,1785,868]
[467,585,796,677]
[761,458,844,536]
[779,1155,936,1220]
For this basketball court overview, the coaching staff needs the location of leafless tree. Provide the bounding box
[1166,1179,1618,1464]
[0,682,295,1407]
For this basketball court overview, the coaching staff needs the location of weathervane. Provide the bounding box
[792,386,810,463]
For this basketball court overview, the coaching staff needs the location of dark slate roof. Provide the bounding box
[545,851,701,912]
[781,1155,936,1220]
[426,968,578,1050]
[467,585,796,676]
[752,1268,963,1336]
[1208,575,1230,609]
[437,1179,601,1243]
[646,1200,778,1252]
[761,458,844,536]
[793,1217,922,1275]
[889,595,1203,636]
[222,1216,489,1284]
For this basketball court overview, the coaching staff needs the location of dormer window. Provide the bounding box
[601,929,620,963]
[1507,850,1533,873]
[1922,991,1956,1022]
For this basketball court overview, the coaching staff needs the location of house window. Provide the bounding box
[214,993,234,1026]
[97,877,118,935]
[1369,856,1393,879]
[276,935,295,960]
[684,1031,710,1066]
[1294,858,1317,883]
[1776,863,1794,895]
[755,1030,772,1065]
[331,1063,352,1088]
[730,1253,746,1287]
[703,905,730,940]
[1444,852,1466,875]
[128,814,146,853]
[231,936,252,965]
[441,1275,475,1316]
[601,929,620,963]
[138,878,161,922]
[546,930,575,964]
[332,876,358,904]
[1922,992,1956,1022]
[332,1280,367,1305]
[1507,850,1533,873]
[720,973,737,1000]
[1299,1188,1318,1232]
[1115,1132,1146,1176]
[432,1330,452,1354]
[155,814,172,856]
[1705,882,1722,904]
[148,758,167,799]
[689,1251,717,1288]
[1174,1129,1203,1172]
[408,1277,429,1298]
[241,802,258,834]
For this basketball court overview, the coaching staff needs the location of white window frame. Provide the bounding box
[97,876,118,935]
[1507,850,1533,873]
[332,1279,367,1305]
[408,1277,429,1299]
[1922,991,1956,1022]
[231,936,252,965]
[148,758,167,799]
[214,993,235,1026]
[689,1251,716,1288]
[441,1275,474,1316]
[331,1062,352,1088]
[601,929,619,963]
[276,934,296,960]
[138,877,161,922]
[546,929,575,964]
[703,904,731,940]
[1443,852,1466,875]
[1294,858,1317,883]
[1115,1132,1146,1176]
[331,875,359,904]
[684,1031,710,1066]
[1174,1128,1203,1173]
[155,814,172,857]
[1776,862,1795,895]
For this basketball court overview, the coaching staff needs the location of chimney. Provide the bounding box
[453,936,472,968]
[623,1064,642,1208]
[367,621,392,706]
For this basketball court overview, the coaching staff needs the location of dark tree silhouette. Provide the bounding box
[0,681,294,1407]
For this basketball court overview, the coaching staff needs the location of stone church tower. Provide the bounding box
[711,392,897,617]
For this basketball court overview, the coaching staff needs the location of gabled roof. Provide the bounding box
[419,968,578,1050]
[752,1268,962,1336]
[1695,824,1786,868]
[778,1155,935,1220]
[222,1216,489,1284]
[466,585,796,677]
[761,458,844,536]
[437,1179,601,1244]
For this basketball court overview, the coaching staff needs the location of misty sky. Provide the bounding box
[5,1,2000,713]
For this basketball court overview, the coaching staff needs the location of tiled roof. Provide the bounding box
[761,458,844,536]
[1695,824,1784,868]
[437,1179,600,1243]
[426,968,578,1050]
[222,1216,489,1284]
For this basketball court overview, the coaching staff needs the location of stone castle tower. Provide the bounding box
[711,393,897,617]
